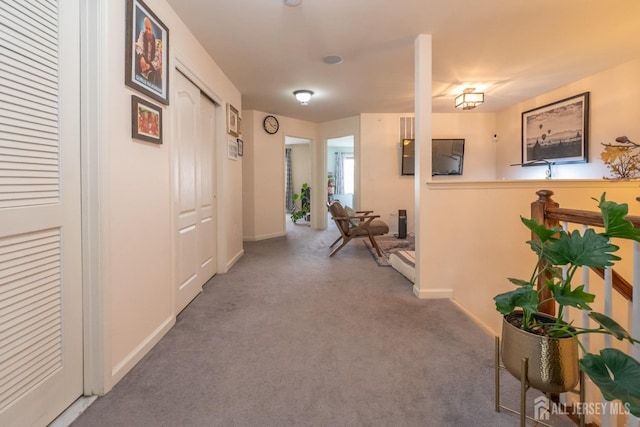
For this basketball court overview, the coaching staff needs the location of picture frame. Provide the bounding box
[125,0,169,105]
[227,104,239,137]
[228,137,238,160]
[521,92,589,165]
[131,95,163,144]
[237,138,244,156]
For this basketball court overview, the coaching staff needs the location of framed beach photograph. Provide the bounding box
[521,92,589,165]
[237,138,243,156]
[131,95,162,144]
[228,137,238,160]
[125,0,169,105]
[227,103,239,137]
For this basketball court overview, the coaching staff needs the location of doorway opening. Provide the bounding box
[327,136,355,209]
[285,136,311,225]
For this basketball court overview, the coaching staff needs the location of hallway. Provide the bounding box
[71,223,572,426]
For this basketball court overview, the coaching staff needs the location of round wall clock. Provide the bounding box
[263,115,279,134]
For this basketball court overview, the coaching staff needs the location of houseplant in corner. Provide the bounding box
[290,183,310,224]
[494,193,640,416]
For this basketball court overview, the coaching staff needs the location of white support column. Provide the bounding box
[412,34,438,299]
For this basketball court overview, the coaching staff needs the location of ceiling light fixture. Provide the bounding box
[293,90,314,105]
[283,0,302,6]
[455,88,484,110]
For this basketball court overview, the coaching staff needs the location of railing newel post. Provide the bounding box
[531,189,559,316]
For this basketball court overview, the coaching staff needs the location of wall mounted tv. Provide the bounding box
[432,138,465,176]
[401,139,415,175]
[401,138,465,176]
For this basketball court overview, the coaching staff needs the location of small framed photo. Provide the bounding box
[521,92,589,165]
[237,138,243,156]
[228,137,238,160]
[131,95,162,144]
[125,0,169,105]
[227,103,239,137]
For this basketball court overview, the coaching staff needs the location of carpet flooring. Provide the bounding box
[363,235,415,266]
[71,218,576,427]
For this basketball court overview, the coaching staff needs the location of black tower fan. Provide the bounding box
[398,209,407,239]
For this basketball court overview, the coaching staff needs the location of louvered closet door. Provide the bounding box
[0,1,82,426]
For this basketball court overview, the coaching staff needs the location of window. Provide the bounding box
[343,156,354,194]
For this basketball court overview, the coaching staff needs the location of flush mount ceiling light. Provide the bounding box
[283,0,302,6]
[322,55,343,65]
[455,88,484,110]
[293,90,314,105]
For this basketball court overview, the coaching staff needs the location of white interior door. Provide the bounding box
[174,72,217,313]
[0,1,83,426]
[198,93,217,280]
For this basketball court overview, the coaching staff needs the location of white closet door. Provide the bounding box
[174,72,217,313]
[0,0,83,426]
[198,93,217,280]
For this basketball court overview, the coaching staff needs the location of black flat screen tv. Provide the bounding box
[401,138,465,176]
[432,138,465,176]
[401,139,415,175]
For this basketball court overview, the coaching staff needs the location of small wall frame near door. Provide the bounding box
[173,70,219,313]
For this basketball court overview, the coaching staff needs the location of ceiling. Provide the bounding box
[166,0,640,123]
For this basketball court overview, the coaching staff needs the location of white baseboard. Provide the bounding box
[243,231,286,241]
[450,299,499,338]
[226,248,245,271]
[109,316,174,388]
[49,396,98,427]
[412,286,453,299]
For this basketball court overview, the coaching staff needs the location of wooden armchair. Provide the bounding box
[327,201,389,257]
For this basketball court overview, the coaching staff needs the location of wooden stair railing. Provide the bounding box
[532,189,638,316]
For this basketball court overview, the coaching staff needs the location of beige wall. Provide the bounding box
[432,113,497,181]
[417,59,640,337]
[418,181,640,336]
[242,110,319,240]
[495,58,640,180]
[98,0,242,391]
[242,110,257,239]
[359,112,498,235]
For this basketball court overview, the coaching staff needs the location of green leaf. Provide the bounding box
[508,278,532,287]
[599,193,640,242]
[521,216,561,243]
[548,283,595,310]
[493,286,538,315]
[545,229,620,267]
[589,312,637,343]
[580,349,640,417]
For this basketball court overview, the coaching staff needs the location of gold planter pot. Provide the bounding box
[501,312,579,394]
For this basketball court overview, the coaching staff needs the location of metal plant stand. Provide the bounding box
[494,336,585,427]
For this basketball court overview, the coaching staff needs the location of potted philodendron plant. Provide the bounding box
[494,193,640,417]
